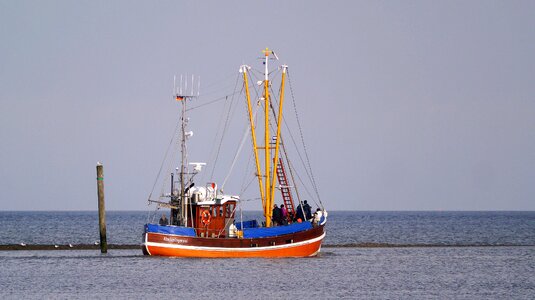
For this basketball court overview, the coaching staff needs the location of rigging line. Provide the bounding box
[249,64,280,79]
[239,74,262,193]
[270,89,320,208]
[209,75,242,181]
[203,74,242,184]
[217,205,239,237]
[267,86,305,211]
[201,95,230,184]
[288,158,320,208]
[240,151,256,195]
[287,70,323,207]
[159,107,187,200]
[160,122,183,199]
[221,102,261,190]
[247,72,261,108]
[201,74,239,176]
[280,106,315,196]
[185,92,237,111]
[240,149,254,190]
[249,67,264,77]
[240,175,257,196]
[269,84,316,205]
[201,72,237,90]
[250,63,280,78]
[269,68,282,82]
[236,94,257,194]
[148,116,181,202]
[238,197,262,202]
[198,86,236,98]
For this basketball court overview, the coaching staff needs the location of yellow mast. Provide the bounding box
[263,48,272,227]
[240,48,283,227]
[240,65,266,216]
[270,65,287,210]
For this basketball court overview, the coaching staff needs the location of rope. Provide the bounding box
[288,158,320,209]
[267,82,308,218]
[221,103,260,190]
[269,81,318,205]
[159,116,184,200]
[201,72,237,90]
[239,149,254,193]
[208,76,240,181]
[209,75,242,181]
[287,70,324,208]
[147,117,181,202]
[186,92,240,112]
[240,174,257,196]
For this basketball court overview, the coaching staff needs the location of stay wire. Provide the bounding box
[268,80,304,208]
[268,79,318,205]
[147,116,181,202]
[221,102,260,190]
[209,74,242,181]
[287,70,323,208]
[186,91,240,112]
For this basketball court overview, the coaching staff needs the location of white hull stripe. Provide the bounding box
[144,232,152,255]
[144,232,326,253]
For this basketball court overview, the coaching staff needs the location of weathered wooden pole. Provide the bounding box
[96,162,107,253]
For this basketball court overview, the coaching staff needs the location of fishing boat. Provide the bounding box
[142,49,327,258]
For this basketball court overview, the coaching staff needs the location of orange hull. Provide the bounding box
[143,232,325,258]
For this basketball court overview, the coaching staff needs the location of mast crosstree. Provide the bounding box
[242,48,288,227]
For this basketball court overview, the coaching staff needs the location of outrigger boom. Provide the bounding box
[142,49,327,258]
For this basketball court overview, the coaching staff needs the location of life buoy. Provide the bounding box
[201,210,211,226]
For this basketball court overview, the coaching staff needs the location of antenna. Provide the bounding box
[185,73,188,94]
[175,74,200,100]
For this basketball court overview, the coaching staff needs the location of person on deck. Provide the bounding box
[228,221,238,238]
[159,213,168,225]
[272,204,282,226]
[303,200,312,220]
[288,212,295,223]
[312,208,323,226]
[295,202,305,222]
[280,204,288,225]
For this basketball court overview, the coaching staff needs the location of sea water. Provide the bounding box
[0,211,534,299]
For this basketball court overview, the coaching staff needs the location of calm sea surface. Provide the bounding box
[1,211,534,299]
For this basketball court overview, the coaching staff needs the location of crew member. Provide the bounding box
[312,208,323,226]
[303,200,312,220]
[159,213,168,225]
[229,221,238,238]
[272,204,281,226]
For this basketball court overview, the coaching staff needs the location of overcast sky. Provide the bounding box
[1,1,534,211]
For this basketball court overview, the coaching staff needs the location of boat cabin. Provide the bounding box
[185,183,238,238]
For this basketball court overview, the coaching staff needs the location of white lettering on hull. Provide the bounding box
[162,236,189,244]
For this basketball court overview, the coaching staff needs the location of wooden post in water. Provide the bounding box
[96,162,107,253]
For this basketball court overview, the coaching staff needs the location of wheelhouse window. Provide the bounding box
[226,203,235,218]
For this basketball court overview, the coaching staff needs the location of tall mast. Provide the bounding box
[270,65,287,210]
[241,48,284,227]
[241,65,266,216]
[180,98,187,225]
[263,48,272,227]
[174,76,197,227]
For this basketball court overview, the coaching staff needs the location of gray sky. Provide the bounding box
[1,1,534,211]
